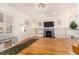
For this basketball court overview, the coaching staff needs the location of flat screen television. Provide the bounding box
[44,21,54,27]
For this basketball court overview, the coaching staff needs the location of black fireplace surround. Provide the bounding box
[45,31,52,37]
[43,29,55,37]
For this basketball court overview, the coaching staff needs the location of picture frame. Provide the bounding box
[25,20,29,26]
[38,22,42,26]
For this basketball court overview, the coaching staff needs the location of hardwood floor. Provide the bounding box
[18,38,69,55]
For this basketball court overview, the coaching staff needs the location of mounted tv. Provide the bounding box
[44,21,54,27]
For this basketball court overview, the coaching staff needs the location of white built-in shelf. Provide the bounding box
[0,12,13,34]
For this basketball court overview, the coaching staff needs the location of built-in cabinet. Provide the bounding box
[54,28,67,38]
[0,36,17,52]
[0,12,13,33]
[0,12,17,52]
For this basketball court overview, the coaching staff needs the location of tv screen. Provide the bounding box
[44,22,54,27]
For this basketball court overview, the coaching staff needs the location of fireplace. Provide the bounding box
[45,31,52,37]
[44,29,55,37]
[43,21,55,37]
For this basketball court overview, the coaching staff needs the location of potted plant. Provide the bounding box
[69,21,78,30]
[69,21,78,39]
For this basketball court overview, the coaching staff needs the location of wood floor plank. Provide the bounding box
[18,38,69,55]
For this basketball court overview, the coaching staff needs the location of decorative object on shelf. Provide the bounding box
[24,20,29,32]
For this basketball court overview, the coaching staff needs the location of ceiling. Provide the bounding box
[8,3,77,17]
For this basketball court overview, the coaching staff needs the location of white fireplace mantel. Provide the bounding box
[33,27,68,38]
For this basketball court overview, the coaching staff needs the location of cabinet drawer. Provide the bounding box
[4,40,12,48]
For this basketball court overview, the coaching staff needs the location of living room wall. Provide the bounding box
[0,4,31,41]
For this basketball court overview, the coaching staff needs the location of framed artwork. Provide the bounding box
[25,20,29,26]
[38,22,42,26]
[58,21,61,25]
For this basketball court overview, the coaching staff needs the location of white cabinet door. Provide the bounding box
[5,14,13,33]
[55,28,67,38]
[0,42,4,52]
[0,12,13,33]
[0,12,4,23]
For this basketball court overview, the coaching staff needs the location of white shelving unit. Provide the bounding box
[0,12,13,33]
[0,35,17,52]
[0,12,17,52]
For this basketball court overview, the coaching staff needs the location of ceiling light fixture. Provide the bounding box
[38,3,47,9]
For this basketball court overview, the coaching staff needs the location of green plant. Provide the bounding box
[69,21,78,30]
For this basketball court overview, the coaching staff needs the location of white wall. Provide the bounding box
[0,4,31,41]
